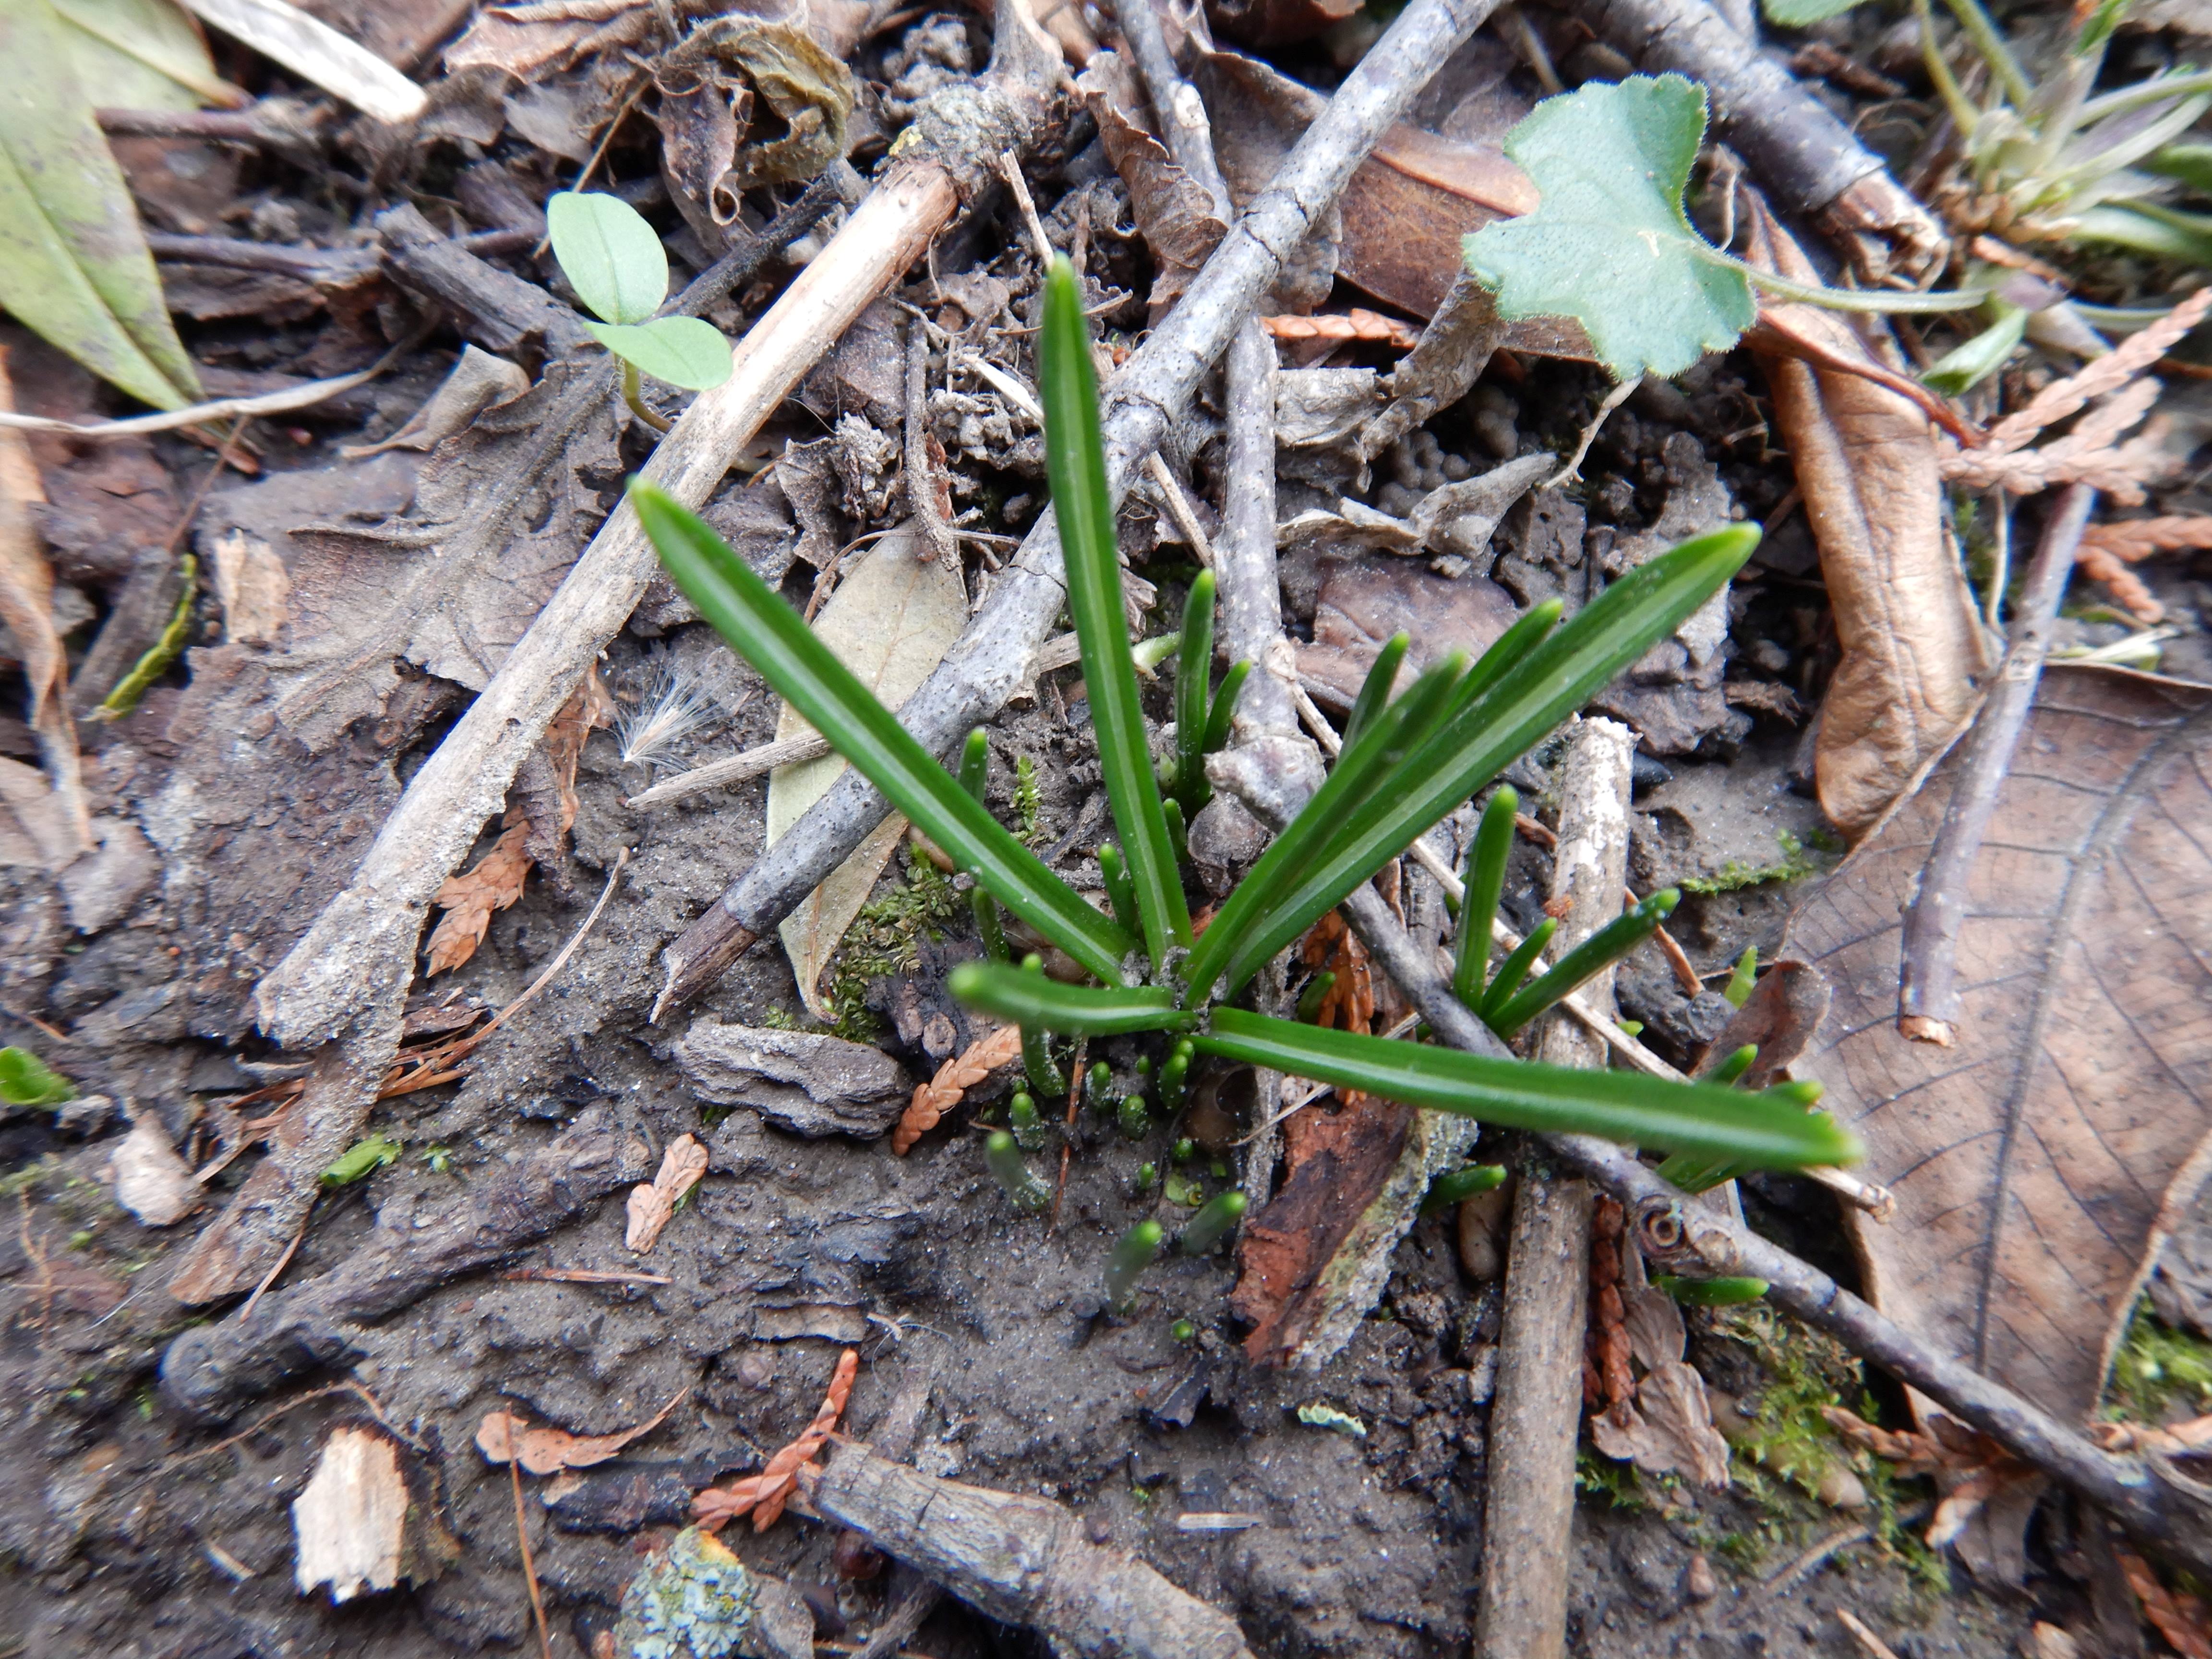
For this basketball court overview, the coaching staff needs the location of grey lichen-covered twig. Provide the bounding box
[656,0,1504,1013]
[804,1440,1255,1659]
[1567,0,1945,281]
[1897,483,2094,1045]
[1351,268,1501,488]
[1477,717,1634,1659]
[158,1107,649,1422]
[1334,839,2212,1575]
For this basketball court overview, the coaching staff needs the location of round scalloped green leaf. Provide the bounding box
[1462,74,1755,381]
[583,317,733,390]
[546,191,668,325]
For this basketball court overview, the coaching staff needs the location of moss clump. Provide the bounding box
[1676,830,1824,896]
[820,849,965,1041]
[1013,752,1044,845]
[2105,1297,2212,1424]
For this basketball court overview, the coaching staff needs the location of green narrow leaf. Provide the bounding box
[1443,599,1563,720]
[583,317,733,390]
[1200,660,1251,755]
[1183,655,1467,1004]
[0,0,200,409]
[1761,0,1863,23]
[960,729,1010,962]
[1342,632,1409,752]
[1462,75,1755,380]
[1480,918,1556,1018]
[1452,786,1518,1008]
[949,962,1193,1035]
[547,190,670,325]
[1097,842,1140,936]
[1922,302,2026,396]
[1488,889,1679,1037]
[634,482,1136,982]
[1041,256,1190,967]
[1175,569,1216,810]
[2071,201,2212,265]
[1195,1008,1859,1170]
[1210,526,1757,998]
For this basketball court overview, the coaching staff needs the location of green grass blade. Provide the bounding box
[949,962,1193,1035]
[1452,786,1518,1008]
[1201,660,1250,756]
[1211,527,1756,998]
[1342,632,1408,751]
[1195,1009,1858,1170]
[1183,655,1467,1003]
[1098,842,1140,935]
[1175,569,1215,810]
[1041,256,1189,967]
[1444,599,1561,719]
[634,481,1135,982]
[1488,889,1678,1036]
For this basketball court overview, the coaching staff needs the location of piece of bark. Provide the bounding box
[805,1441,1254,1659]
[653,0,1506,1014]
[675,1022,913,1139]
[1478,716,1634,1659]
[1746,202,1987,835]
[1351,268,1501,483]
[159,1107,649,1421]
[375,203,594,357]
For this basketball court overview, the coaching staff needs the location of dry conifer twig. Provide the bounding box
[693,1348,860,1531]
[1262,309,1421,350]
[889,1022,1025,1154]
[2081,515,2212,560]
[2119,1548,2212,1659]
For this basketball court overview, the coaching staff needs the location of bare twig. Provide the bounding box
[1897,483,2095,1045]
[1478,719,1633,1659]
[655,0,1508,1013]
[622,732,835,809]
[906,318,961,572]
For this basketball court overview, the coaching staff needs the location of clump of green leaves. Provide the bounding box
[547,191,733,431]
[322,1134,402,1187]
[2106,1298,2212,1423]
[635,255,1862,1183]
[0,1046,75,1107]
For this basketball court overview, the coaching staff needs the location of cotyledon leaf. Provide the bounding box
[0,0,202,409]
[1462,74,1755,380]
[1783,665,2212,1431]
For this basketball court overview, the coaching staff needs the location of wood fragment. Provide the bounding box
[904,319,961,573]
[1478,716,1634,1659]
[804,1440,1255,1659]
[292,1427,409,1604]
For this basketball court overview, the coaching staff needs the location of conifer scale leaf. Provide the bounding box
[1462,74,1755,381]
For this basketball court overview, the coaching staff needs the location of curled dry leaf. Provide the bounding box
[1074,52,1226,318]
[1821,1405,2036,1551]
[890,1022,1023,1155]
[477,1388,687,1475]
[1784,667,2212,1455]
[625,1132,709,1252]
[693,1347,857,1532]
[1743,199,1988,836]
[2119,1550,2212,1659]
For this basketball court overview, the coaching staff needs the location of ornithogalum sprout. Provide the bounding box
[1179,1190,1248,1255]
[631,252,1862,1186]
[985,1130,1052,1215]
[1106,1220,1165,1310]
[546,191,733,432]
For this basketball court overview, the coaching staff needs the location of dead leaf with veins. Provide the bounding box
[476,1389,688,1476]
[625,1134,709,1252]
[1074,52,1225,318]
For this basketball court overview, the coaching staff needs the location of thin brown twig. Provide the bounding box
[508,1452,555,1659]
[1897,483,2095,1043]
[238,1209,310,1322]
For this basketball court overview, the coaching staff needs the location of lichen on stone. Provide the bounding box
[613,1527,760,1659]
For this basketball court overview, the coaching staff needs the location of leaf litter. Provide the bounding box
[9,0,2212,1656]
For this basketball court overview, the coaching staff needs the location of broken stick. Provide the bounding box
[805,1440,1254,1659]
[1477,717,1635,1659]
[655,0,1505,1012]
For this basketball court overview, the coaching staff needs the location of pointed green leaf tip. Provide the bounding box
[1462,74,1755,380]
[547,191,669,325]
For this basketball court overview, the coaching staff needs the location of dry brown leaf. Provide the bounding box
[476,1388,686,1475]
[1590,1359,1734,1490]
[1784,666,2212,1438]
[693,1347,856,1531]
[423,667,610,974]
[624,1132,708,1252]
[889,1021,1022,1155]
[1692,959,1832,1087]
[1744,202,1989,836]
[1074,52,1225,318]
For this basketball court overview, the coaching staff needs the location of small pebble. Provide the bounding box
[1685,1552,1718,1601]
